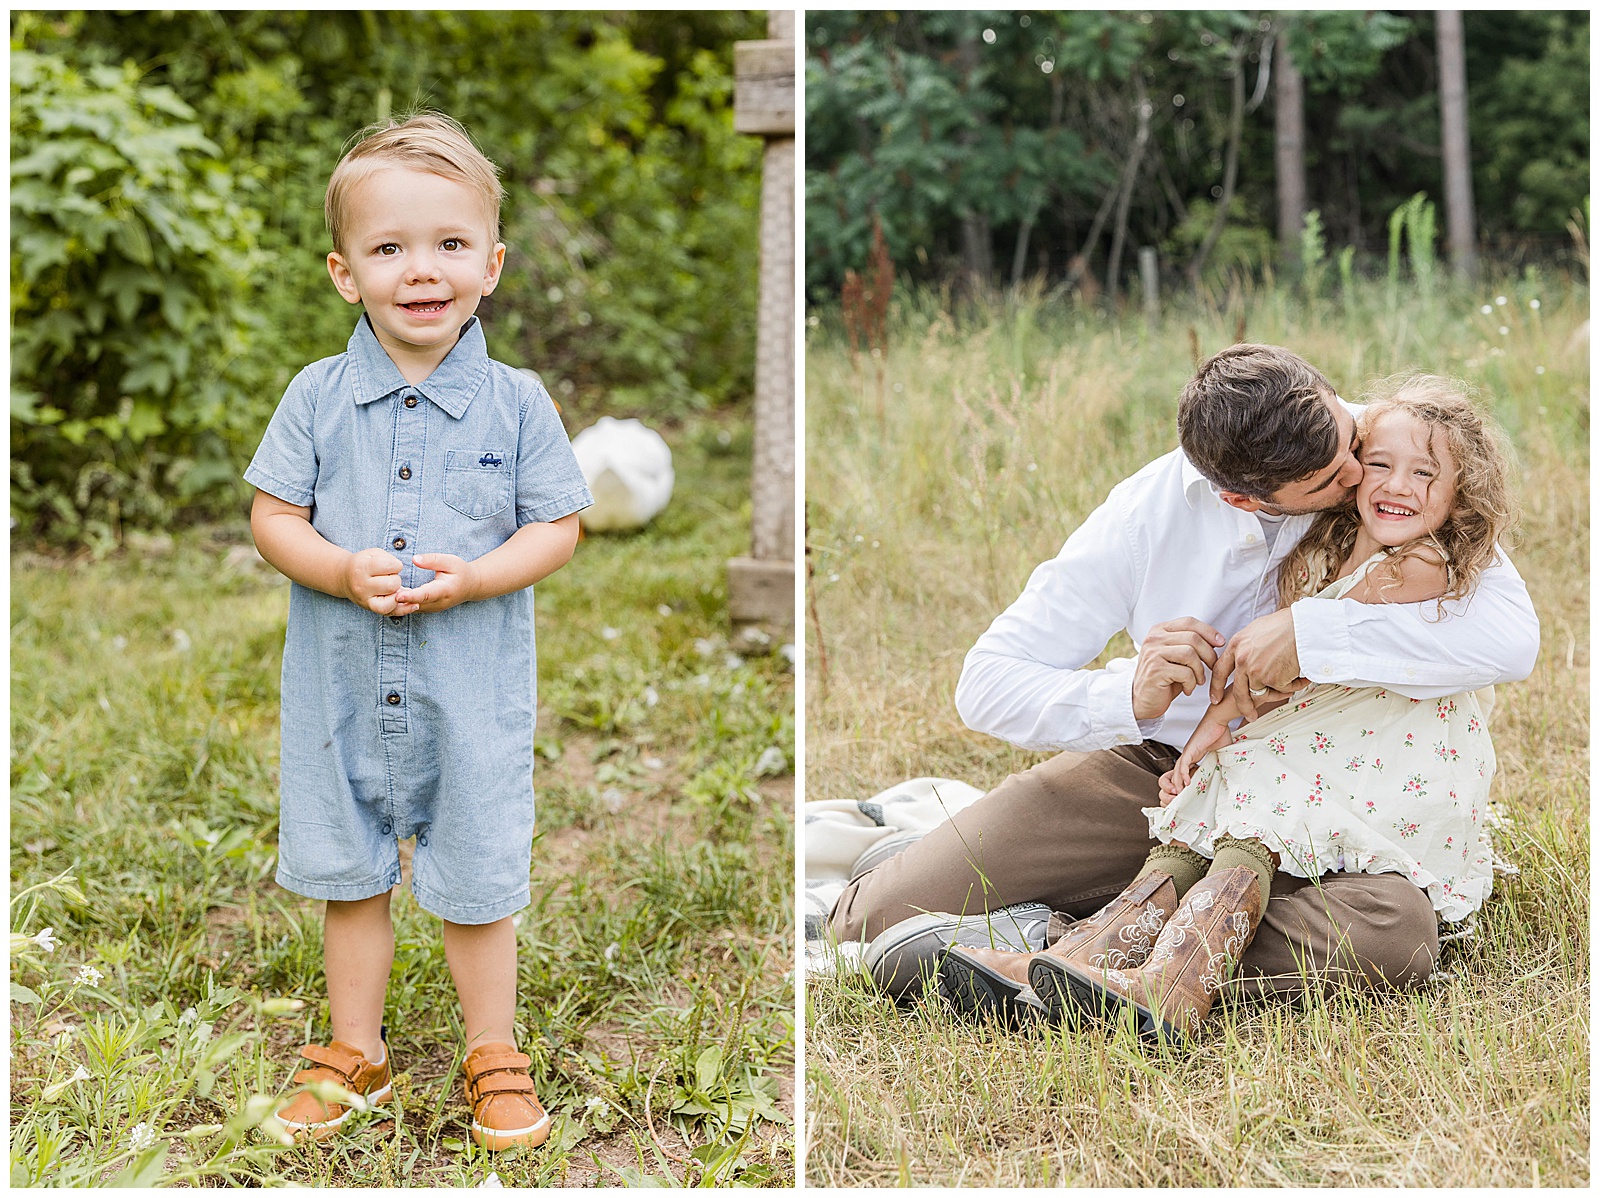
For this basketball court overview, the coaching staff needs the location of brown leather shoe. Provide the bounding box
[274,1038,392,1142]
[462,1043,552,1150]
[940,871,1178,1023]
[1043,865,1264,1044]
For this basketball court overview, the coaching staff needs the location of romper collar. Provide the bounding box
[347,314,490,420]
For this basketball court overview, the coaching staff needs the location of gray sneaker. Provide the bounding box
[863,903,1052,1006]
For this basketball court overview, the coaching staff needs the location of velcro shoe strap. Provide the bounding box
[468,1051,531,1077]
[298,1044,361,1082]
[473,1071,537,1097]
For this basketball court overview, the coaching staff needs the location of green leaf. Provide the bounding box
[10,983,42,1004]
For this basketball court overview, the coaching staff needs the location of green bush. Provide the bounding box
[10,47,265,547]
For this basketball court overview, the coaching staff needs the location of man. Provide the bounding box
[827,344,1538,1001]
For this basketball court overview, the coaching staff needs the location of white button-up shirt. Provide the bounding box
[954,446,1540,753]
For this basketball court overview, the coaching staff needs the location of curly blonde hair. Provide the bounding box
[1277,374,1517,610]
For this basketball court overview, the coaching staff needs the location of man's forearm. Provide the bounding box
[1292,562,1540,695]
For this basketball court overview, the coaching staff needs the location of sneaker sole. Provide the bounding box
[865,905,1052,1004]
[470,1109,553,1151]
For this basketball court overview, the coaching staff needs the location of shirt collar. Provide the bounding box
[1179,451,1216,510]
[348,314,490,419]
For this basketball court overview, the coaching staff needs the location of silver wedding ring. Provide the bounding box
[1249,685,1270,697]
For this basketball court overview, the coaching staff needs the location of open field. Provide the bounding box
[11,418,794,1187]
[804,277,1589,1185]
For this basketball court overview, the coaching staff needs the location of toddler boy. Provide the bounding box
[246,113,592,1149]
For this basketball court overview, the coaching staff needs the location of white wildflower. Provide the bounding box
[642,756,664,770]
[730,681,746,698]
[1498,326,1510,336]
[778,643,796,664]
[1479,304,1493,315]
[129,1122,156,1151]
[657,604,672,617]
[828,573,840,582]
[1529,298,1541,309]
[1535,365,1546,375]
[642,686,659,707]
[723,652,744,671]
[32,927,58,953]
[111,635,127,652]
[479,1172,504,1188]
[178,1007,199,1026]
[75,964,104,987]
[170,628,192,652]
[43,1064,92,1100]
[871,539,880,548]
[854,534,864,543]
[585,1095,606,1111]
[693,673,711,687]
[600,626,620,641]
[693,637,717,657]
[601,788,626,814]
[755,746,788,777]
[604,942,620,961]
[1495,295,1507,306]
[54,1029,75,1048]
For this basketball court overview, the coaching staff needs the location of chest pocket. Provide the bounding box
[443,449,512,519]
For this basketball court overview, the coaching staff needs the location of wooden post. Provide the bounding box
[729,11,795,644]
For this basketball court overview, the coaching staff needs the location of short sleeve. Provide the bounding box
[244,368,320,507]
[515,378,593,526]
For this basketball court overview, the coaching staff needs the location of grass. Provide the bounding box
[10,416,795,1187]
[804,272,1589,1186]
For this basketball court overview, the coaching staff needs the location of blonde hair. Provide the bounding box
[325,112,505,253]
[1278,374,1517,610]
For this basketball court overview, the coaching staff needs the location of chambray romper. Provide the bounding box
[245,316,592,924]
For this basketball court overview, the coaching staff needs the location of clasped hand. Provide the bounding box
[342,548,478,616]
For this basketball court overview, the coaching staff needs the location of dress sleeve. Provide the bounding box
[514,377,593,526]
[244,369,320,507]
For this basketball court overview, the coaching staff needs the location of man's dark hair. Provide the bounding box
[1176,343,1340,498]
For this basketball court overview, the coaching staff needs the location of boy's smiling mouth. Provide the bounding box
[400,299,451,315]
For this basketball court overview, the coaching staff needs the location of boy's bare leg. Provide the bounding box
[324,892,394,1061]
[443,917,518,1051]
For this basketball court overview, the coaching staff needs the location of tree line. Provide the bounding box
[12,11,764,546]
[805,10,1588,303]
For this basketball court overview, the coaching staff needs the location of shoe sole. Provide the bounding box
[937,950,1048,1026]
[1030,960,1189,1046]
[470,1109,553,1151]
[282,1080,393,1143]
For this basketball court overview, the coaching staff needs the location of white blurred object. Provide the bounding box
[571,416,674,532]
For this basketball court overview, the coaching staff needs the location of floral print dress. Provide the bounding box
[1148,555,1497,922]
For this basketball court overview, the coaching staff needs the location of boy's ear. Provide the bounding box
[327,251,363,305]
[481,243,507,296]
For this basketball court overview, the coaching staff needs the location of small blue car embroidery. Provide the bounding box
[479,452,504,468]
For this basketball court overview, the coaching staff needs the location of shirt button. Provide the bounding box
[404,396,418,409]
[386,691,401,705]
[398,465,412,480]
[392,536,406,550]
[418,833,429,847]
[389,615,403,625]
[381,822,393,836]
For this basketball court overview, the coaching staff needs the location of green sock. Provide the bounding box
[1137,843,1209,899]
[1210,834,1277,900]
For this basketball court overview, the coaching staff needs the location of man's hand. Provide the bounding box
[1210,607,1307,720]
[1132,618,1226,721]
[342,548,408,615]
[394,552,481,613]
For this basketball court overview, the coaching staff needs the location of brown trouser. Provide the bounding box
[827,743,1439,997]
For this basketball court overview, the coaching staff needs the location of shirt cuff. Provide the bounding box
[1290,597,1353,683]
[1089,657,1147,747]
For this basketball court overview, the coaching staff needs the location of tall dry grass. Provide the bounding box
[804,276,1589,1186]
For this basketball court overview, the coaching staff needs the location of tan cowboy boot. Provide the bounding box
[1039,865,1264,1044]
[937,870,1178,1023]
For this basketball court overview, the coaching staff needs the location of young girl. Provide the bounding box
[1028,375,1516,1042]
